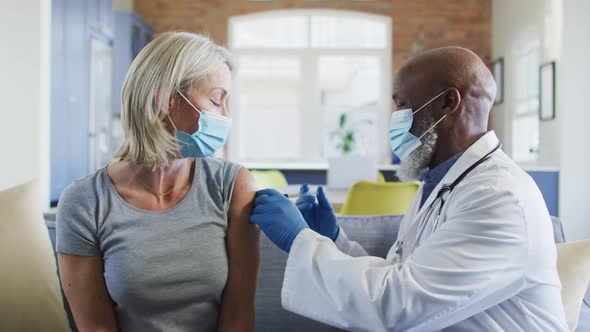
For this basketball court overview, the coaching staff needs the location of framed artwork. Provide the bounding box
[539,61,556,121]
[492,58,504,105]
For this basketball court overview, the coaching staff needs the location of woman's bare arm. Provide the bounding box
[218,168,260,332]
[58,254,118,332]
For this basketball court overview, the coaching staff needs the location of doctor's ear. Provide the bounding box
[442,88,462,114]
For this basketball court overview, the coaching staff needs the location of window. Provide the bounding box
[236,56,302,161]
[512,40,540,163]
[228,10,392,163]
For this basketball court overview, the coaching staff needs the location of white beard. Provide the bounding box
[397,117,438,182]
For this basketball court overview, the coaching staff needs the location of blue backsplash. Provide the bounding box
[527,171,559,217]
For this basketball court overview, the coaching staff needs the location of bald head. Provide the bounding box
[394,46,496,116]
[392,47,496,170]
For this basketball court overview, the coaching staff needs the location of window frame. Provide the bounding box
[227,9,392,164]
[512,38,541,163]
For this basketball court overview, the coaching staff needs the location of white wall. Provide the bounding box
[0,0,51,207]
[493,0,590,240]
[492,0,562,166]
[558,0,590,241]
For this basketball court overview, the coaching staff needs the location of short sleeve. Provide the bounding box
[221,161,243,212]
[56,181,100,256]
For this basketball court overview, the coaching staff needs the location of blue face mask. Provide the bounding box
[171,91,232,158]
[389,90,448,161]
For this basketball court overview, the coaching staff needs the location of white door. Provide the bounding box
[88,38,113,172]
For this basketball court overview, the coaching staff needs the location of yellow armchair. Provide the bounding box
[340,180,420,215]
[251,170,289,191]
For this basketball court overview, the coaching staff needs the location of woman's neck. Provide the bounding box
[128,158,193,197]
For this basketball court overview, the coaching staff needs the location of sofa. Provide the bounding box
[43,214,589,331]
[0,181,69,331]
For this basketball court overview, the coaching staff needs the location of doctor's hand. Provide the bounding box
[295,184,340,242]
[250,189,309,253]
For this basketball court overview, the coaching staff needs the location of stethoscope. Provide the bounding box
[394,142,502,257]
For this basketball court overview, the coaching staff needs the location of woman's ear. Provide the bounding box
[442,88,462,114]
[167,92,180,116]
[163,95,178,134]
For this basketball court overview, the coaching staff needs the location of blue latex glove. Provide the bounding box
[250,188,309,253]
[295,184,340,242]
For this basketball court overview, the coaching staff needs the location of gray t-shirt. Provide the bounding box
[56,158,242,332]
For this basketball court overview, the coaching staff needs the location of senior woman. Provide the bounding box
[56,32,259,331]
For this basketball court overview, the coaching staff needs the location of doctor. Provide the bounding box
[250,47,568,331]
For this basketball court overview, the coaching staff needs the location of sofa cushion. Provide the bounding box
[255,214,403,331]
[551,217,590,331]
[0,181,69,331]
[557,240,590,331]
[577,303,590,332]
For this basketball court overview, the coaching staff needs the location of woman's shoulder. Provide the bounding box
[197,157,243,178]
[56,169,107,232]
[196,158,246,204]
[197,157,241,168]
[59,168,108,206]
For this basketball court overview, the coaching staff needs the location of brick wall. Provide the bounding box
[134,0,492,72]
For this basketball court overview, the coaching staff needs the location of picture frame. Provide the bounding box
[539,61,556,121]
[492,58,504,105]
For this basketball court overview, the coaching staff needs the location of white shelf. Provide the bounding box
[240,162,398,171]
[517,164,560,172]
[240,161,555,173]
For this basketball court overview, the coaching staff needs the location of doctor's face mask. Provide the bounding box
[389,90,448,160]
[391,90,447,181]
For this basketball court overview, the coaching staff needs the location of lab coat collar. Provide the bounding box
[415,131,501,218]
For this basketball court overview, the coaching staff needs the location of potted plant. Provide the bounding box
[331,113,356,154]
[327,112,378,189]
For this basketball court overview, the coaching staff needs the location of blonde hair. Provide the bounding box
[113,31,232,167]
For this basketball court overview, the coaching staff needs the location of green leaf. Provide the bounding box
[339,113,347,128]
[343,142,351,153]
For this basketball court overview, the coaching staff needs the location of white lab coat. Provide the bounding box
[281,131,568,332]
